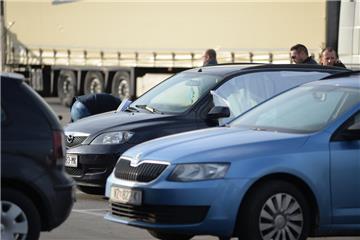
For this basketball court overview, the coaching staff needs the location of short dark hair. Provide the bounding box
[290,44,309,55]
[205,49,217,59]
[321,47,338,58]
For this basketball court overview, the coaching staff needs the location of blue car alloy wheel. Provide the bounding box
[237,180,310,240]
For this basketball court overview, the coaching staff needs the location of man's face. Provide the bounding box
[321,50,337,66]
[203,53,210,65]
[290,50,306,64]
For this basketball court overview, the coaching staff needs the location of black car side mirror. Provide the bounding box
[338,129,360,141]
[207,106,230,119]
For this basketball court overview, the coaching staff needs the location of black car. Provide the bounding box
[1,73,75,240]
[64,64,350,194]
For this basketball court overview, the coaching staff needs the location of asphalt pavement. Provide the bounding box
[41,97,360,240]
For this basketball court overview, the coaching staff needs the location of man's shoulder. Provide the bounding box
[304,57,318,64]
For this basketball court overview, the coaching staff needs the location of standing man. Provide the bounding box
[290,44,317,64]
[319,47,346,68]
[203,49,218,66]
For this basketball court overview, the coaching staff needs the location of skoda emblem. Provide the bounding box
[67,135,75,144]
[130,153,142,167]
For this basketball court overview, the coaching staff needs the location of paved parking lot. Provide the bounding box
[43,98,360,240]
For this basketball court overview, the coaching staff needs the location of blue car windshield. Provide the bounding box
[130,72,221,113]
[230,85,360,133]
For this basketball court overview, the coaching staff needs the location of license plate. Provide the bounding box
[65,154,78,167]
[110,186,142,205]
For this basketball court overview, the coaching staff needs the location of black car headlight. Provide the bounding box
[90,131,134,145]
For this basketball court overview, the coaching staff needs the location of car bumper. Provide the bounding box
[104,174,251,237]
[34,169,76,231]
[65,144,134,188]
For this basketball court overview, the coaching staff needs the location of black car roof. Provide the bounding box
[186,63,351,77]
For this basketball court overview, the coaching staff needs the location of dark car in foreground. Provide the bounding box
[64,64,349,194]
[105,72,360,240]
[1,73,75,240]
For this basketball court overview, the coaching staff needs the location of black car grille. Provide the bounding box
[110,202,209,224]
[65,136,88,148]
[65,166,84,176]
[114,159,168,182]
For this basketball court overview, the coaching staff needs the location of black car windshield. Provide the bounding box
[230,85,360,133]
[130,72,221,113]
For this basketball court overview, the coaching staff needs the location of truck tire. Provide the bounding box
[111,71,131,100]
[1,188,41,240]
[58,70,77,107]
[84,71,104,95]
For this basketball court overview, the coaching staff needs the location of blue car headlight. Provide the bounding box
[168,163,230,182]
[90,131,134,145]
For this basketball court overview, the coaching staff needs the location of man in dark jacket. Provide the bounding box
[290,44,318,64]
[70,93,121,122]
[319,47,347,68]
[203,49,218,66]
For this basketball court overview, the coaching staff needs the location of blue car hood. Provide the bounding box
[65,111,175,134]
[123,127,310,164]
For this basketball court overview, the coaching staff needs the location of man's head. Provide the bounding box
[290,44,309,64]
[203,49,217,66]
[320,47,338,66]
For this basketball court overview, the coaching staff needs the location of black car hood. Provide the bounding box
[64,111,178,135]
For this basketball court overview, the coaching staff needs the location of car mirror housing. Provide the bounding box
[207,106,230,120]
[339,129,360,141]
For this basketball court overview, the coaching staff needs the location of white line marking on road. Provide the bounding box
[73,208,108,212]
[72,209,108,217]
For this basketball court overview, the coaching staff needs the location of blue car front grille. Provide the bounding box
[110,202,209,224]
[114,159,168,182]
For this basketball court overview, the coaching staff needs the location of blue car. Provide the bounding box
[105,72,360,240]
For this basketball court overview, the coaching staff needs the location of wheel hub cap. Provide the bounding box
[1,201,28,240]
[274,214,286,229]
[259,193,303,240]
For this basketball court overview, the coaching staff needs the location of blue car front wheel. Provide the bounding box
[237,180,310,240]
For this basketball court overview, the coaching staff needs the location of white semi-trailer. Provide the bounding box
[2,1,358,105]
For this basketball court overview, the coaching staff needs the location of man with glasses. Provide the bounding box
[290,43,318,64]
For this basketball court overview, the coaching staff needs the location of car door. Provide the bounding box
[211,70,332,124]
[330,111,360,224]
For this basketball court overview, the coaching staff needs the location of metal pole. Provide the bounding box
[1,0,6,72]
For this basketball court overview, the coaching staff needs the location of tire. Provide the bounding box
[1,188,41,240]
[111,71,131,100]
[77,186,105,195]
[84,71,104,95]
[237,180,310,240]
[147,230,193,240]
[57,70,77,107]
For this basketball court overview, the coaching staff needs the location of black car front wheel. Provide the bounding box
[1,188,41,240]
[237,180,310,240]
